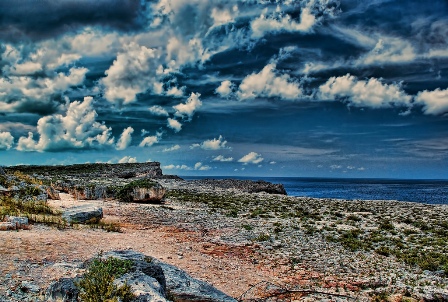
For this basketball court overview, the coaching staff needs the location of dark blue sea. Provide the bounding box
[181,176,448,205]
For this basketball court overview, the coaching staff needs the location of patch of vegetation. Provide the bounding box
[254,233,271,242]
[0,195,67,228]
[378,220,395,231]
[242,224,253,231]
[87,220,122,232]
[76,256,135,302]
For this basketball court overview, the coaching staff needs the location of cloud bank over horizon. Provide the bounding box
[1,0,448,178]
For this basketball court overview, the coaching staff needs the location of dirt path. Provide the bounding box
[0,194,286,299]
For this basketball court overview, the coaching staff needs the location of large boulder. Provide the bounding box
[61,204,103,224]
[46,250,237,302]
[104,250,236,302]
[117,180,166,203]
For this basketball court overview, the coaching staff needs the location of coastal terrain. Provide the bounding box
[0,162,447,301]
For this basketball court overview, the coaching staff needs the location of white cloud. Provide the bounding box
[139,132,161,147]
[163,162,211,171]
[330,165,342,169]
[116,127,134,150]
[356,37,417,66]
[238,152,264,164]
[0,132,14,150]
[269,161,276,165]
[16,96,114,151]
[193,135,230,150]
[173,92,202,120]
[163,164,191,171]
[163,145,181,152]
[149,105,169,116]
[318,74,412,109]
[251,7,316,38]
[213,155,234,162]
[415,88,448,115]
[0,67,88,113]
[215,80,235,97]
[118,156,137,163]
[194,162,212,171]
[102,42,161,105]
[237,63,302,100]
[167,118,182,132]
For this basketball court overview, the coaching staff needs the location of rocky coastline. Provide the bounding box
[1,163,447,301]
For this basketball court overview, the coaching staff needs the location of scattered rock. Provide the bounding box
[61,204,103,224]
[0,222,16,231]
[0,216,29,231]
[46,186,60,200]
[45,278,80,302]
[0,166,6,176]
[151,258,237,302]
[20,281,40,293]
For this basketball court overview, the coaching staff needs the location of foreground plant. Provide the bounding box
[76,256,135,302]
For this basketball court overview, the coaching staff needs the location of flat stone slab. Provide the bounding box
[62,204,103,224]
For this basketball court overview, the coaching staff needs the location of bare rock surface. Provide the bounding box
[61,204,103,224]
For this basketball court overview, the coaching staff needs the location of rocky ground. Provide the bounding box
[1,165,448,301]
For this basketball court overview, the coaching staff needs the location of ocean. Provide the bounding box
[181,176,448,205]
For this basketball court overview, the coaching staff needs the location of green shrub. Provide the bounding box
[254,233,271,242]
[378,220,394,231]
[76,256,135,302]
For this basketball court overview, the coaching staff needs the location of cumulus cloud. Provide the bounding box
[167,118,182,133]
[149,105,169,116]
[16,96,114,152]
[237,63,302,101]
[116,127,134,150]
[318,74,412,109]
[163,145,181,152]
[191,135,229,150]
[0,132,14,150]
[139,132,161,147]
[251,7,316,38]
[194,162,212,171]
[238,152,264,164]
[173,93,202,120]
[163,162,211,171]
[102,42,161,105]
[415,88,448,115]
[0,66,88,113]
[163,164,191,171]
[215,80,235,97]
[118,156,138,163]
[212,155,234,162]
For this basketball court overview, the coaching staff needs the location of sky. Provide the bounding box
[0,0,448,179]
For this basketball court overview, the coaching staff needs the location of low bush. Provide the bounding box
[76,256,135,302]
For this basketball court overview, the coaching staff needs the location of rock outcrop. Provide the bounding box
[127,184,166,203]
[46,250,237,302]
[0,216,29,231]
[61,204,103,224]
[193,179,287,195]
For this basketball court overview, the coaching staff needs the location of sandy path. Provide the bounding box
[0,194,285,299]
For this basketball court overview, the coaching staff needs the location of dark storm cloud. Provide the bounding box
[0,0,144,41]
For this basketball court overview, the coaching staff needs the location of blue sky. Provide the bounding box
[1,0,448,179]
